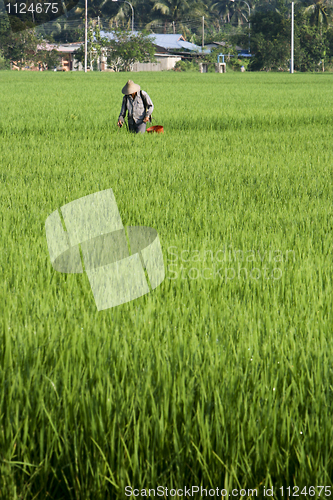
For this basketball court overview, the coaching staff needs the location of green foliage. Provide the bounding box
[210,0,234,25]
[229,57,242,70]
[325,25,333,61]
[148,0,207,34]
[174,53,244,72]
[1,71,333,497]
[0,27,40,68]
[2,0,333,71]
[0,13,11,35]
[247,7,332,71]
[304,0,331,32]
[248,11,290,71]
[0,49,9,69]
[174,58,199,70]
[38,48,62,70]
[74,20,106,70]
[208,44,238,61]
[106,30,156,71]
[294,22,327,71]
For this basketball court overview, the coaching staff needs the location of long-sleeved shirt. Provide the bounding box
[118,91,154,126]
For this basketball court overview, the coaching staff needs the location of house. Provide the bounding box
[205,41,251,58]
[35,32,211,72]
[55,43,84,70]
[36,42,83,71]
[11,42,82,71]
[98,30,182,71]
[99,31,209,71]
[131,54,182,72]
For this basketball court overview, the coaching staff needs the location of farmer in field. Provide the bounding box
[117,80,154,134]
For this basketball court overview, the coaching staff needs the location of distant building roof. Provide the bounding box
[37,42,82,53]
[99,31,210,53]
[147,34,210,53]
[205,41,227,48]
[100,30,122,41]
[204,41,244,52]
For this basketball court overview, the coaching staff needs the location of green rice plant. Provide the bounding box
[1,70,333,499]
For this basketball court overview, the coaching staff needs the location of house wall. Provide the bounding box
[131,56,181,72]
[59,53,180,72]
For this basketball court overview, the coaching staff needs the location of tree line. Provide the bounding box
[1,0,333,70]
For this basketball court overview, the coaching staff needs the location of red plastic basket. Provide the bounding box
[146,125,164,134]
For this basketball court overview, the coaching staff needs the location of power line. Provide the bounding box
[31,12,250,39]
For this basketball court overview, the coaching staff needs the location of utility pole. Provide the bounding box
[84,0,88,72]
[202,16,204,49]
[290,1,294,73]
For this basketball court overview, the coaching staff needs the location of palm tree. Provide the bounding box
[210,0,251,27]
[304,0,330,32]
[87,0,109,18]
[230,2,249,25]
[210,0,235,24]
[304,0,331,70]
[148,0,206,34]
[108,6,131,30]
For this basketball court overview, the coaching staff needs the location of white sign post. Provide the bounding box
[84,0,88,72]
[290,2,294,73]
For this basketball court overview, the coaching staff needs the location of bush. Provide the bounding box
[174,59,199,72]
[231,58,242,71]
[0,49,9,70]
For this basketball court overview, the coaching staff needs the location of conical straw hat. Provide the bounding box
[122,80,140,95]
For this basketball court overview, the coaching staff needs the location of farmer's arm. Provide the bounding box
[117,97,127,126]
[142,91,154,123]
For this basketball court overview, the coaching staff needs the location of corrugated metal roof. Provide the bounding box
[37,42,82,53]
[99,31,210,53]
[147,34,209,53]
[147,34,185,46]
[100,30,119,40]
